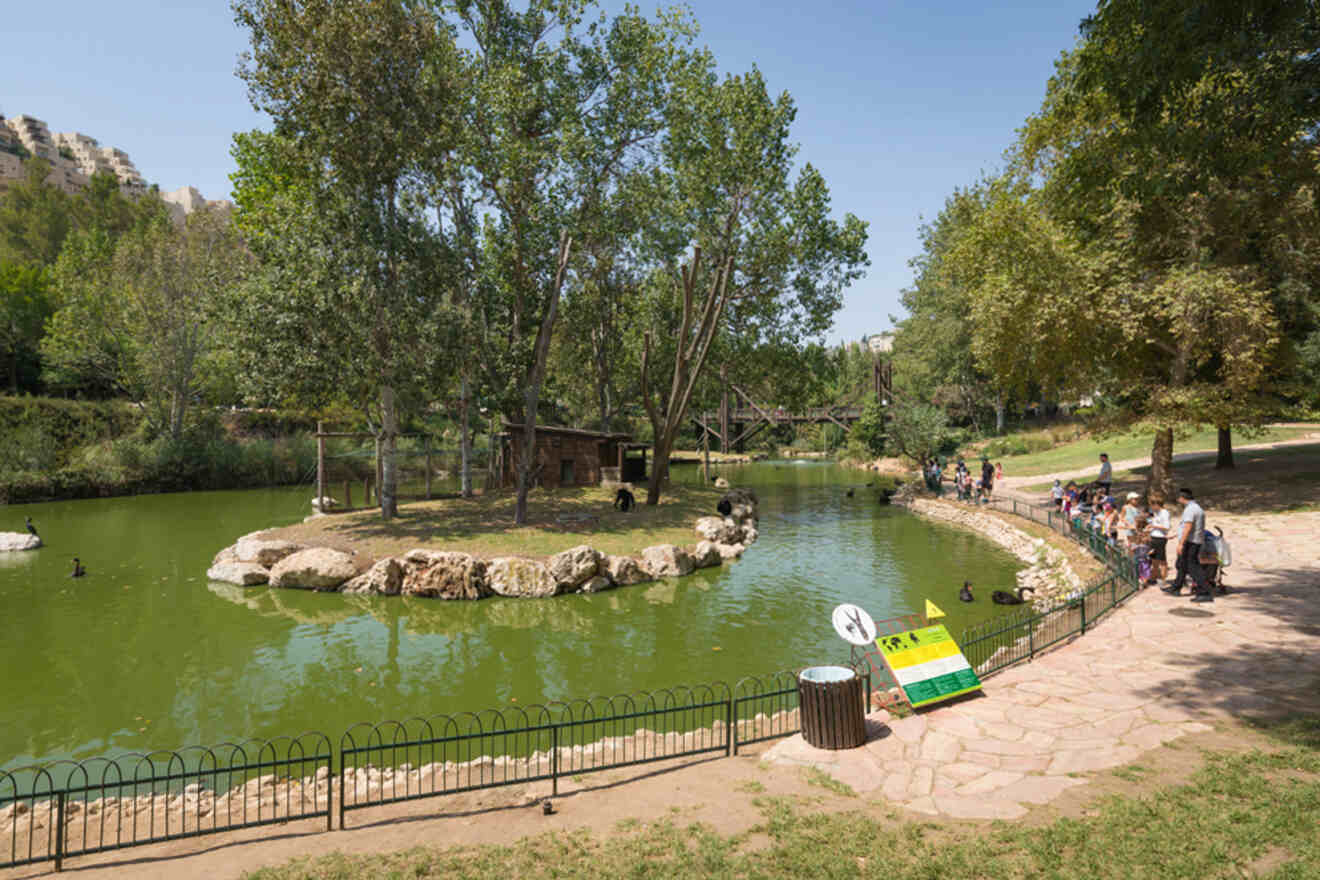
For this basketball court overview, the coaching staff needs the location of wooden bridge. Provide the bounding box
[693,361,892,452]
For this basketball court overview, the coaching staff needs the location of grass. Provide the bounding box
[801,767,858,798]
[983,424,1315,478]
[266,483,725,563]
[243,717,1320,879]
[1019,441,1320,514]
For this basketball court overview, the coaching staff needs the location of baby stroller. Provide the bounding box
[1198,526,1232,594]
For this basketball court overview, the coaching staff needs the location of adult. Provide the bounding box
[1119,492,1141,545]
[1097,453,1112,496]
[1162,488,1210,602]
[981,457,994,500]
[1147,493,1171,584]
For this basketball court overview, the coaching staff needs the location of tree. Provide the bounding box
[233,0,463,519]
[0,261,51,392]
[886,400,950,467]
[0,159,76,266]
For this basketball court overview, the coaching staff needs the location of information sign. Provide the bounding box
[875,624,981,708]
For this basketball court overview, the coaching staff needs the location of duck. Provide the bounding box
[958,580,974,602]
[992,586,1035,605]
[71,558,86,578]
[845,488,855,498]
[26,517,38,538]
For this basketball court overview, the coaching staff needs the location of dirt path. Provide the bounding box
[6,494,1319,878]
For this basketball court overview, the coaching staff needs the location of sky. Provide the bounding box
[5,0,1096,344]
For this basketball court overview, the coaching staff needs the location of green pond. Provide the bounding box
[0,461,1024,769]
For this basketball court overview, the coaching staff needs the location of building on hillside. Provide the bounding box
[496,425,647,489]
[160,186,234,224]
[1,115,89,194]
[863,332,894,354]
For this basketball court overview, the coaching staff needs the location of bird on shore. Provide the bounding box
[992,586,1035,605]
[959,580,974,602]
[70,558,86,578]
[25,517,38,538]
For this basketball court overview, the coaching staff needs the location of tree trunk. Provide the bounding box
[1147,427,1175,500]
[1215,426,1234,469]
[994,391,1005,434]
[646,432,673,506]
[379,384,399,520]
[459,372,474,497]
[169,387,186,441]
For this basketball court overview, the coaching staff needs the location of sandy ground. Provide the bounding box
[4,448,1318,879]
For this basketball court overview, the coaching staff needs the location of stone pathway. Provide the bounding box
[765,506,1320,819]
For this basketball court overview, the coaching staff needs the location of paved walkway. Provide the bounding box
[766,505,1320,819]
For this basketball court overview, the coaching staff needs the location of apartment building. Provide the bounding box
[1,113,146,196]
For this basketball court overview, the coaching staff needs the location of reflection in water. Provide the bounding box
[2,465,1022,769]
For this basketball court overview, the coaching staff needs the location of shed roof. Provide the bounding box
[501,424,632,441]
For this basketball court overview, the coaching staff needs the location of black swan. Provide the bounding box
[846,488,855,498]
[71,558,86,578]
[958,581,974,602]
[992,586,1035,605]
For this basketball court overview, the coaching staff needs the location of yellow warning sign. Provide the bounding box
[924,599,945,620]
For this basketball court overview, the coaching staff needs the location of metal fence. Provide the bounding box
[2,669,860,871]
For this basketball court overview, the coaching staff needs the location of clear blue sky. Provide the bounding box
[5,0,1095,343]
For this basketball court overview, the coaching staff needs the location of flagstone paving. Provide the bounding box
[765,502,1320,819]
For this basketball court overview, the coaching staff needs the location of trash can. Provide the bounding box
[797,666,866,750]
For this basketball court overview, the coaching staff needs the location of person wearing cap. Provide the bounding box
[1162,487,1211,601]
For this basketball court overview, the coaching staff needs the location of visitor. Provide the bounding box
[1147,493,1171,584]
[1102,500,1119,546]
[1119,491,1142,546]
[1162,488,1211,602]
[1097,453,1112,496]
[1130,514,1152,585]
[995,462,1004,484]
[981,457,995,501]
[1051,479,1064,508]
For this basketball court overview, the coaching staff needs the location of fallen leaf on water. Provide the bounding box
[712,646,722,651]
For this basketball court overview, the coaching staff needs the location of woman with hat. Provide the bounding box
[1119,491,1142,546]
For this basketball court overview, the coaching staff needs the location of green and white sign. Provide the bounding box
[875,624,981,708]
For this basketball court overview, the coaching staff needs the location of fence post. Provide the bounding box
[327,752,334,832]
[727,695,735,757]
[551,725,559,796]
[316,421,326,509]
[1013,499,1018,515]
[1028,616,1035,661]
[1080,587,1088,635]
[54,791,65,871]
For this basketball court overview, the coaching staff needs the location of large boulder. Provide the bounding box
[206,561,270,586]
[547,545,599,591]
[741,525,759,545]
[236,534,304,567]
[713,477,730,489]
[602,554,650,587]
[714,542,745,560]
[690,541,722,569]
[212,545,237,566]
[401,551,488,600]
[486,557,559,598]
[578,575,613,594]
[268,547,357,591]
[342,558,404,596]
[640,544,694,578]
[0,532,41,552]
[694,516,741,544]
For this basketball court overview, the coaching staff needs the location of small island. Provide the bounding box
[208,485,760,599]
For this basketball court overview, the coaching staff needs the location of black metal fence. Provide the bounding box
[2,670,857,871]
[955,496,1142,676]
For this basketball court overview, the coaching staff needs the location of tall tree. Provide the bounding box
[0,261,50,392]
[233,0,463,519]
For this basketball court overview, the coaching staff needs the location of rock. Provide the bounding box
[310,496,339,511]
[741,526,759,545]
[206,561,270,586]
[690,541,722,568]
[486,557,559,598]
[714,542,745,560]
[724,487,759,508]
[640,544,694,578]
[694,516,740,544]
[0,532,41,552]
[342,558,404,595]
[400,551,488,600]
[602,555,650,586]
[212,545,237,565]
[578,575,613,594]
[547,545,599,590]
[729,503,756,522]
[235,535,304,567]
[268,548,357,591]
[713,477,730,489]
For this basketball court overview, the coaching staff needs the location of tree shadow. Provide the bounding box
[1110,442,1320,514]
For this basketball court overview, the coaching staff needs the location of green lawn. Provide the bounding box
[986,425,1314,479]
[267,483,725,563]
[245,717,1320,879]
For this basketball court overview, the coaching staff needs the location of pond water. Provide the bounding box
[0,461,1024,769]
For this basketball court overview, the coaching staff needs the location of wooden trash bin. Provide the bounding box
[797,666,866,750]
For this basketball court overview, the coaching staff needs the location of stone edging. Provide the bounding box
[205,488,761,600]
[896,493,1084,610]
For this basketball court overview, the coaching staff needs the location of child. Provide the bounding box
[1130,514,1153,585]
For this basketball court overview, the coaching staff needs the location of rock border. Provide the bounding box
[207,488,761,600]
[895,492,1083,611]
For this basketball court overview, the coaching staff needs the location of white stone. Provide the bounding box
[0,532,41,552]
[486,557,558,598]
[602,555,650,586]
[547,545,599,590]
[342,558,404,595]
[268,547,357,590]
[694,516,740,544]
[690,541,722,568]
[235,535,304,567]
[640,544,694,578]
[207,561,270,586]
[578,575,613,593]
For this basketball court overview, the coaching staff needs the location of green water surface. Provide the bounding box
[0,461,1023,769]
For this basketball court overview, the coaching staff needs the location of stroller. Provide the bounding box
[1198,526,1232,594]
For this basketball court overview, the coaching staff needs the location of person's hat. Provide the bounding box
[1126,491,1139,500]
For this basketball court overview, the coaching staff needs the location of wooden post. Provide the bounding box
[424,434,432,500]
[344,479,352,510]
[316,421,326,508]
[364,475,372,506]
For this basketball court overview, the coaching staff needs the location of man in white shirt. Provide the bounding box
[1097,453,1112,495]
[1147,494,1171,584]
[1162,487,1210,602]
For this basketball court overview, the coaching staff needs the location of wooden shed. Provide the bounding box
[497,425,646,489]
